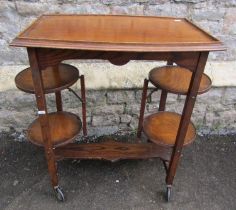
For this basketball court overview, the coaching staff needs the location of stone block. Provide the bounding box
[120,114,132,124]
[145,2,187,17]
[144,3,172,16]
[171,3,188,17]
[197,88,224,104]
[129,115,139,130]
[224,0,236,7]
[92,105,124,115]
[0,91,36,112]
[111,4,144,15]
[0,2,21,42]
[174,0,206,2]
[149,90,161,103]
[0,110,34,132]
[147,103,159,113]
[216,36,236,61]
[132,0,149,3]
[125,104,142,115]
[0,47,28,66]
[206,103,234,112]
[191,7,225,22]
[92,114,120,126]
[101,0,131,5]
[77,3,110,14]
[86,90,107,106]
[195,20,224,35]
[165,101,184,114]
[205,110,236,134]
[222,87,236,105]
[223,8,236,35]
[135,89,143,103]
[88,125,119,137]
[107,91,136,104]
[16,2,50,16]
[149,0,170,4]
[191,103,207,128]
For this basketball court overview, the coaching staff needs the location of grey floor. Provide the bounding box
[0,132,235,210]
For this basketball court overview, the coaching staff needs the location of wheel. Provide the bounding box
[165,186,171,202]
[54,186,65,202]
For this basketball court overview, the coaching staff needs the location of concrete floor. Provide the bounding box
[0,132,235,210]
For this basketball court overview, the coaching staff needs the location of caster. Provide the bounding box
[54,186,65,202]
[165,186,171,202]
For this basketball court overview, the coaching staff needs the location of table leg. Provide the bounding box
[80,75,87,136]
[27,48,63,200]
[137,78,149,138]
[158,60,173,112]
[55,91,63,112]
[165,52,209,198]
[158,90,167,111]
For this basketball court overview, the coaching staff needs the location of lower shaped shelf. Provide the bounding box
[27,111,82,147]
[143,111,196,147]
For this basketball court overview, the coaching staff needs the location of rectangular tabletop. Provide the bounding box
[10,15,225,52]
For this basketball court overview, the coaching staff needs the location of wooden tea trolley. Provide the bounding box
[10,15,225,201]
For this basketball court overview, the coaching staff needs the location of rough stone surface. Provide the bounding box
[0,0,236,137]
[0,0,236,65]
[0,87,235,135]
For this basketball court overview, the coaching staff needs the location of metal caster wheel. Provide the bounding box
[165,186,171,202]
[54,186,65,202]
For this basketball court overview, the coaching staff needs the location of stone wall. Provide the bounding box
[1,87,236,137]
[0,0,236,137]
[0,0,236,65]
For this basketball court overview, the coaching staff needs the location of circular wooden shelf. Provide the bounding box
[149,66,212,95]
[15,64,79,94]
[143,112,196,147]
[27,111,82,147]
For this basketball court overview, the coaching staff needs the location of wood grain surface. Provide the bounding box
[143,112,196,147]
[149,66,212,94]
[10,15,225,52]
[15,63,79,93]
[28,111,82,147]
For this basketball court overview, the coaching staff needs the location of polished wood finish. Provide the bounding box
[55,91,63,112]
[28,111,82,147]
[28,48,202,70]
[158,90,168,111]
[27,47,59,187]
[55,139,172,162]
[149,66,212,95]
[15,63,79,93]
[143,112,196,147]
[10,15,225,200]
[10,15,225,52]
[80,75,87,136]
[137,78,149,138]
[166,52,209,186]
